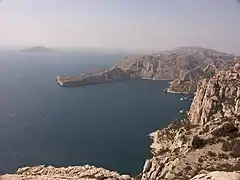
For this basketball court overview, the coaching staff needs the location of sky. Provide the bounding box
[0,0,240,53]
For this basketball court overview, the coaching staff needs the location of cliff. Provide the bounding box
[189,63,240,125]
[139,63,240,179]
[169,56,240,93]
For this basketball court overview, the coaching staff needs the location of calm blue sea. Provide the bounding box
[0,51,191,175]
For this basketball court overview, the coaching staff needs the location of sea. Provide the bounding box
[0,50,191,176]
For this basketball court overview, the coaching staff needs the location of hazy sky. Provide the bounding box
[0,0,240,52]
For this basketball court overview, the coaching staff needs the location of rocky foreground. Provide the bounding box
[0,165,132,180]
[2,63,240,179]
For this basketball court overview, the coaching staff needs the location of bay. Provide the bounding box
[0,51,191,175]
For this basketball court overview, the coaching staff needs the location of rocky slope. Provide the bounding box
[117,47,235,93]
[118,47,232,80]
[138,63,240,179]
[169,56,240,93]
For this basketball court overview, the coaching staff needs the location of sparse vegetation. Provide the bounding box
[212,122,238,137]
[191,135,206,149]
[221,141,233,152]
[198,157,204,163]
[207,151,217,157]
[230,140,240,158]
[218,153,229,159]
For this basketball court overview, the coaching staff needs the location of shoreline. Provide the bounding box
[166,88,191,95]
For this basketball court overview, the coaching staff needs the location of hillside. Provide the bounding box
[139,63,240,179]
[117,47,236,93]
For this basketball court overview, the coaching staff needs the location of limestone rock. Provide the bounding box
[0,165,132,180]
[140,63,240,180]
[191,171,240,180]
[188,65,240,125]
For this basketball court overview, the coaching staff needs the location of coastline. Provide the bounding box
[166,88,190,95]
[3,63,240,179]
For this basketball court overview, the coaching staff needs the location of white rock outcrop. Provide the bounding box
[0,165,132,180]
[191,171,240,180]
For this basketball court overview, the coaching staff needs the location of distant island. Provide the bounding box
[20,46,51,53]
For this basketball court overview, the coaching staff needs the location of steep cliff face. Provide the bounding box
[168,67,205,93]
[189,63,240,125]
[139,63,240,180]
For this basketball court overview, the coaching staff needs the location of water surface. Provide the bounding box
[0,51,191,175]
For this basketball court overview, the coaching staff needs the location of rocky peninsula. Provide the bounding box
[57,47,237,94]
[56,66,139,86]
[3,62,240,179]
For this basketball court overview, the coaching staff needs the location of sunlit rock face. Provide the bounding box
[190,171,240,180]
[189,63,240,125]
[139,63,240,180]
[1,165,132,180]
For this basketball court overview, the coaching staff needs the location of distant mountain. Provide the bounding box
[20,46,52,53]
